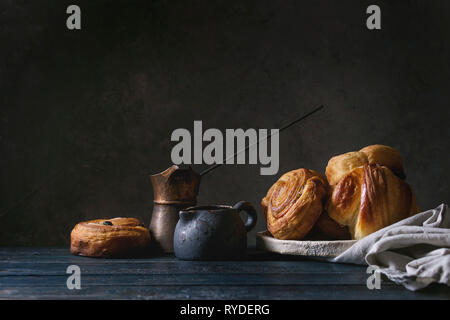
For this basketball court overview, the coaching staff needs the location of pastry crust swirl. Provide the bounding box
[261,168,328,240]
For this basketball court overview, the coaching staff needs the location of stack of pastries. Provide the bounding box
[262,145,419,240]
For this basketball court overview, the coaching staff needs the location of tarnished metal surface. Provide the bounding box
[149,166,201,252]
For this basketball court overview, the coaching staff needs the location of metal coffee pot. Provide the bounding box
[149,165,201,252]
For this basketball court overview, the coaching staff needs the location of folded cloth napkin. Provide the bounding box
[332,204,450,291]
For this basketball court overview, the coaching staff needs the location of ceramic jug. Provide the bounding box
[173,201,257,260]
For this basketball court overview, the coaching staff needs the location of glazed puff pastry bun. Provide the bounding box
[326,164,418,240]
[326,144,406,186]
[71,218,151,257]
[261,168,329,240]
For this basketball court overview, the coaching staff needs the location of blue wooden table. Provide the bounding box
[0,247,448,299]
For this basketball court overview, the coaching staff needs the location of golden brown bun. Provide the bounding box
[315,212,351,240]
[261,168,328,240]
[326,144,405,186]
[327,164,419,240]
[70,218,151,257]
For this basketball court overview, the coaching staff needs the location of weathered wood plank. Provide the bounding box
[0,247,69,256]
[0,261,364,276]
[1,284,448,300]
[0,273,381,286]
[1,247,448,299]
[0,247,313,262]
[0,254,326,263]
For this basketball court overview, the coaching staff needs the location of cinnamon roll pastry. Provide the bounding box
[261,168,329,240]
[71,217,151,257]
[326,144,406,186]
[327,164,419,240]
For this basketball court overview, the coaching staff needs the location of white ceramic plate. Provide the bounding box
[256,231,357,258]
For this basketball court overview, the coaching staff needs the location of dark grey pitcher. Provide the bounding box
[173,201,257,260]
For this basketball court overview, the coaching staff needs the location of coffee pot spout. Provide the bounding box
[150,165,201,205]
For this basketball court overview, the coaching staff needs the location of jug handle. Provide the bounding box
[233,201,257,232]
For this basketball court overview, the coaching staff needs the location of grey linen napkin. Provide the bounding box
[332,204,450,291]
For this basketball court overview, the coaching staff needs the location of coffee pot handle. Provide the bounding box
[233,201,257,232]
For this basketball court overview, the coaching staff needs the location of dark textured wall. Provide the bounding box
[0,0,449,246]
